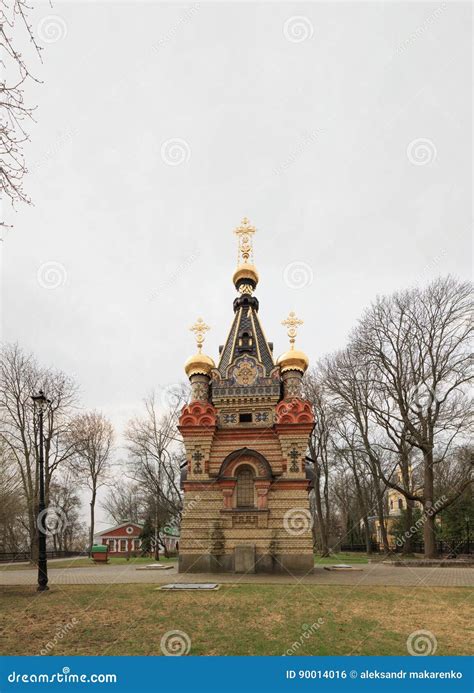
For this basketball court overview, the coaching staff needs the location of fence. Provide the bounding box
[338,538,471,555]
[0,550,84,563]
[392,539,471,555]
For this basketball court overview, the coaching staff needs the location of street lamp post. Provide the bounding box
[32,390,51,592]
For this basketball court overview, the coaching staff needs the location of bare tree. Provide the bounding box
[0,436,28,552]
[68,411,114,553]
[0,0,42,225]
[48,472,85,552]
[303,371,332,556]
[125,393,185,558]
[323,350,392,553]
[352,276,473,557]
[0,343,78,559]
[102,480,144,525]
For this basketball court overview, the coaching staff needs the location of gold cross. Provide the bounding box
[282,311,304,348]
[234,217,256,264]
[190,317,210,352]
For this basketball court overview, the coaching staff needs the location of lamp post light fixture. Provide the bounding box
[31,389,51,592]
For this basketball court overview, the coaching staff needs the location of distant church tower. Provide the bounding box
[178,218,315,574]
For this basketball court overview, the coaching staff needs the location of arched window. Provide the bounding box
[238,331,253,352]
[236,465,255,508]
[398,498,403,510]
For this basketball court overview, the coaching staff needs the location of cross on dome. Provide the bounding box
[190,318,210,353]
[282,311,304,350]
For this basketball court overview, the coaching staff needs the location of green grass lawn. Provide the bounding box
[314,552,369,565]
[0,583,471,656]
[0,556,177,571]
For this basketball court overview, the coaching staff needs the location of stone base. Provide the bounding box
[178,552,314,575]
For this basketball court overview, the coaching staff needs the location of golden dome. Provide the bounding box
[232,263,259,289]
[184,352,215,378]
[277,349,309,374]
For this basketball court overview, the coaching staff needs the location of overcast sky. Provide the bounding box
[1,1,471,529]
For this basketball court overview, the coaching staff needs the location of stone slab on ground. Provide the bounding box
[159,583,220,590]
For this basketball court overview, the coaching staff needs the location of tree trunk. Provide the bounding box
[423,453,437,558]
[403,500,414,555]
[362,515,372,555]
[89,487,96,554]
[29,508,38,563]
[376,488,390,553]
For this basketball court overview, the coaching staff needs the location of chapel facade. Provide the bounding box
[178,218,315,574]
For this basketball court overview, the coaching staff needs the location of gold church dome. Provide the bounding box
[184,318,215,378]
[277,311,309,373]
[277,349,309,374]
[232,262,259,290]
[184,352,216,378]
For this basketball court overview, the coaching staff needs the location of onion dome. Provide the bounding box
[277,311,309,374]
[184,318,215,378]
[232,263,259,292]
[184,352,215,378]
[277,348,309,374]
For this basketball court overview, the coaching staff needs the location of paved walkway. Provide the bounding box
[1,563,473,587]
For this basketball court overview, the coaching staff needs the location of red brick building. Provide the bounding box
[178,219,315,574]
[94,522,180,556]
[95,522,143,556]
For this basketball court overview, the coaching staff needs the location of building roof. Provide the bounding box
[217,295,274,377]
[95,521,143,536]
